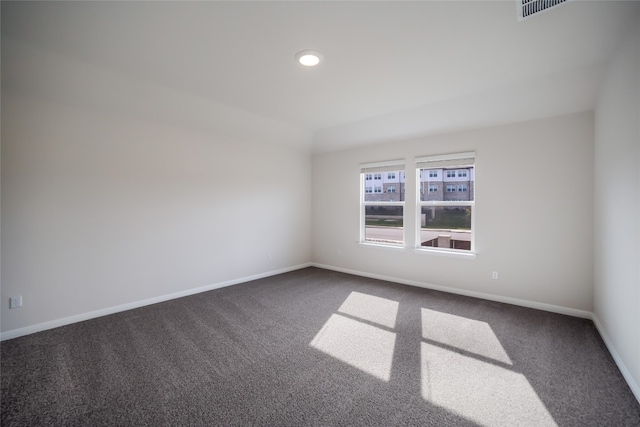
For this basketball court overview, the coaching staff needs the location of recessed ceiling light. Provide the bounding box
[295,50,322,67]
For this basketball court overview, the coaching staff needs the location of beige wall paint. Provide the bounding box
[1,40,312,333]
[594,24,640,397]
[312,112,594,311]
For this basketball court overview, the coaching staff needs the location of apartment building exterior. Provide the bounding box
[364,168,475,202]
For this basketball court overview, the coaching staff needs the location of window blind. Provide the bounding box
[415,152,475,170]
[360,159,405,173]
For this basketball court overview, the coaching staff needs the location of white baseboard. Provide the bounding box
[311,263,592,318]
[591,314,640,403]
[0,263,312,341]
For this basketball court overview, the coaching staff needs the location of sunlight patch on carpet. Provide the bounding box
[421,342,557,426]
[421,308,512,365]
[338,291,399,329]
[310,313,396,381]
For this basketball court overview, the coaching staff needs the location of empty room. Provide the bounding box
[1,1,639,425]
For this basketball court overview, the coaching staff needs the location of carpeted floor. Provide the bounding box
[2,267,639,426]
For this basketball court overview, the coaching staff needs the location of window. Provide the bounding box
[429,170,438,178]
[365,188,372,194]
[416,152,475,252]
[361,160,405,246]
[429,185,438,192]
[365,174,373,181]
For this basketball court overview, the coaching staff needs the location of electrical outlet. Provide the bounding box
[10,295,23,309]
[492,271,499,280]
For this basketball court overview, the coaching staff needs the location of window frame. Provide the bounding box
[360,160,406,248]
[415,152,475,255]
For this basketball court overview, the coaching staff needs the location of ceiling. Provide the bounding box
[2,1,639,152]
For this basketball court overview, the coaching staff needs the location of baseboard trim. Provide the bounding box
[591,314,640,403]
[311,263,592,318]
[0,263,312,341]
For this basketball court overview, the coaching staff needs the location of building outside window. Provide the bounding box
[416,152,475,252]
[360,160,405,246]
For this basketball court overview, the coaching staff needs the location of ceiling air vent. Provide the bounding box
[517,0,572,21]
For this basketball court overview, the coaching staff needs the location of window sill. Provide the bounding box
[358,242,407,251]
[413,248,476,259]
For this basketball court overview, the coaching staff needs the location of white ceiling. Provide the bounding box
[2,1,639,152]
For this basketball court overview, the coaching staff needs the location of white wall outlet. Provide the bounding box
[492,271,499,280]
[10,295,23,309]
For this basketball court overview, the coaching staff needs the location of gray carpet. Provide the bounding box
[2,267,639,426]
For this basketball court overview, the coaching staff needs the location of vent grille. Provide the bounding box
[518,0,571,21]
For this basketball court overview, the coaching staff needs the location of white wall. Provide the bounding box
[594,24,640,399]
[312,112,594,312]
[1,38,312,335]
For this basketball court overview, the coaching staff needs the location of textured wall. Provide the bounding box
[312,112,594,311]
[1,39,312,333]
[594,24,640,399]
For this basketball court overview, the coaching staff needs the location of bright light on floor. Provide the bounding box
[338,291,399,329]
[421,308,512,365]
[421,342,556,426]
[310,312,396,381]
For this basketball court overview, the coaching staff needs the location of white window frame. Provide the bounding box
[360,159,405,247]
[415,152,475,255]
